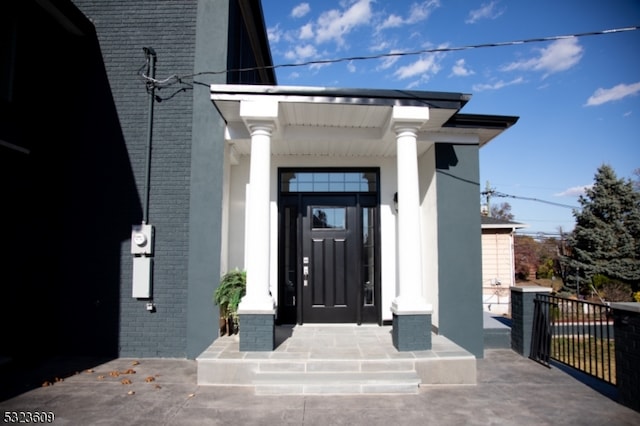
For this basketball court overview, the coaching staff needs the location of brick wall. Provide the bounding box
[239,314,275,352]
[392,314,432,351]
[73,0,198,357]
[510,287,552,356]
[611,303,640,413]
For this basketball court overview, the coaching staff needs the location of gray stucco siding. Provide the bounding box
[435,143,484,358]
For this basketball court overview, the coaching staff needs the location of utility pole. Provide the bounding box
[482,181,494,217]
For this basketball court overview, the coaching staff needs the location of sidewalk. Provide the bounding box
[2,349,639,425]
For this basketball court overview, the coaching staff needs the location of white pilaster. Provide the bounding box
[238,100,278,313]
[391,106,433,315]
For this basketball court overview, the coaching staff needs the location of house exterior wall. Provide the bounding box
[481,229,514,315]
[435,143,484,358]
[184,0,232,359]
[69,1,273,359]
[71,0,202,357]
[0,0,271,360]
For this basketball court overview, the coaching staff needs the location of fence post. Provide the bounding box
[610,302,640,413]
[510,287,552,357]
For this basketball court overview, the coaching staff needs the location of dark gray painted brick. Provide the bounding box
[392,313,432,351]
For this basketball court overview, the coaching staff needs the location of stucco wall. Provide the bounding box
[435,143,484,358]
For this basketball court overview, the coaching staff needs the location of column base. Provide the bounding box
[392,312,432,351]
[239,313,275,352]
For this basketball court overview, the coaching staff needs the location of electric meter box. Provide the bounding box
[131,223,154,255]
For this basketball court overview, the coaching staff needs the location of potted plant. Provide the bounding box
[213,269,246,336]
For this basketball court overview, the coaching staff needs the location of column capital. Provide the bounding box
[240,99,278,134]
[246,122,275,136]
[391,105,429,132]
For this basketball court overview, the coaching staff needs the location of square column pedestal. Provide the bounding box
[238,312,275,352]
[392,312,432,351]
[391,299,433,351]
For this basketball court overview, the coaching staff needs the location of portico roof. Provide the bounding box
[210,84,518,157]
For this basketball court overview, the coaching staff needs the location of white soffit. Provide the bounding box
[212,85,513,157]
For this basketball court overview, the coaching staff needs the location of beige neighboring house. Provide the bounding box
[481,216,527,316]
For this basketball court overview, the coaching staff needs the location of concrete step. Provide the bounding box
[196,326,478,394]
[253,371,421,395]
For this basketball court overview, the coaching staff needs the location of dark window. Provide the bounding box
[312,207,346,229]
[281,171,377,193]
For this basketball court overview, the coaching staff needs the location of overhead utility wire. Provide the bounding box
[139,25,640,87]
[489,191,580,210]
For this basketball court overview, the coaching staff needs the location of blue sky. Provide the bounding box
[261,0,640,236]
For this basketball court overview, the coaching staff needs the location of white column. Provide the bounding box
[238,100,278,313]
[391,106,433,315]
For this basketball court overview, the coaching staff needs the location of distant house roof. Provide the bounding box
[481,215,528,230]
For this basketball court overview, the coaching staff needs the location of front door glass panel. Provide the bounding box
[312,207,346,229]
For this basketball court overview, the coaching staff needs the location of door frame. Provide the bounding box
[277,167,381,325]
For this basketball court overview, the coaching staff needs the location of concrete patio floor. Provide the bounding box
[1,348,639,425]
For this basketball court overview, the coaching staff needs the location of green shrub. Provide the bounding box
[214,269,246,335]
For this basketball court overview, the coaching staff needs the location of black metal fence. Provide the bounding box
[530,294,615,385]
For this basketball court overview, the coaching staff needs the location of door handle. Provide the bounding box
[303,266,309,286]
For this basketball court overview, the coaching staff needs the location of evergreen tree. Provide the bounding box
[562,164,640,294]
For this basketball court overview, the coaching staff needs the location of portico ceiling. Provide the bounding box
[211,85,518,157]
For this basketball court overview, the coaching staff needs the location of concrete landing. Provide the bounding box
[196,324,476,395]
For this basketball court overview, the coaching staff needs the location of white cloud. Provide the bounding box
[347,61,356,73]
[378,0,440,30]
[376,50,403,70]
[466,1,504,24]
[309,61,332,71]
[451,59,474,77]
[407,0,440,23]
[315,0,372,46]
[291,3,311,18]
[394,54,441,80]
[379,14,404,30]
[585,82,640,106]
[284,44,318,61]
[472,77,524,91]
[370,41,392,52]
[267,24,282,43]
[623,111,632,117]
[554,185,591,197]
[501,38,583,78]
[299,23,314,39]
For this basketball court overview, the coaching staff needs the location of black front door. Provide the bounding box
[301,195,358,323]
[278,176,379,325]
